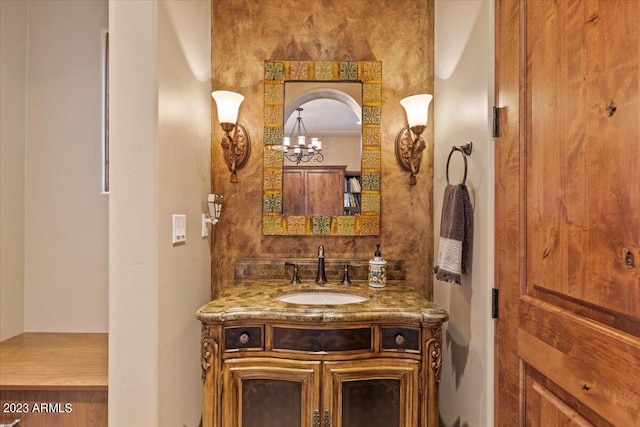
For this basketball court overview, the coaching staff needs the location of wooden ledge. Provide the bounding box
[0,333,107,391]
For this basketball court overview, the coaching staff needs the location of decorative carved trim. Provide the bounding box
[426,326,442,383]
[201,326,218,382]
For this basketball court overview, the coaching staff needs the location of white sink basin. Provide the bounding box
[276,291,368,305]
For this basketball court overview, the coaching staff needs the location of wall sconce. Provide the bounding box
[395,94,433,185]
[211,90,251,183]
[202,194,223,235]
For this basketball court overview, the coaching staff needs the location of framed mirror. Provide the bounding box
[263,60,381,236]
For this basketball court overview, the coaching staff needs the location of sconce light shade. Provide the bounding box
[211,90,244,124]
[396,94,433,185]
[211,90,251,183]
[400,94,433,128]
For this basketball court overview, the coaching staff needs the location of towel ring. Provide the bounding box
[446,142,473,185]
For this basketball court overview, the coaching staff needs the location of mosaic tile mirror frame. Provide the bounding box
[263,60,382,236]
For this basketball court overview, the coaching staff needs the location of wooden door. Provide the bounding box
[222,358,321,427]
[495,0,640,425]
[283,168,306,215]
[283,166,345,215]
[322,359,419,427]
[305,167,344,216]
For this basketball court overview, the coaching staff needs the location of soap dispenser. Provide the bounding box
[368,244,387,288]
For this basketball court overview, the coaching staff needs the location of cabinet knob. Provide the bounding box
[239,333,250,345]
[323,409,330,427]
[313,410,320,427]
[395,333,405,346]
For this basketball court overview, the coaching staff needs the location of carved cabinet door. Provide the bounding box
[222,358,321,427]
[321,359,419,427]
[495,0,640,425]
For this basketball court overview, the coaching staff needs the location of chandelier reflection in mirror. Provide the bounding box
[283,107,324,165]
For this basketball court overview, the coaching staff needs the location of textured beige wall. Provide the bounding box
[211,0,435,297]
[0,0,28,341]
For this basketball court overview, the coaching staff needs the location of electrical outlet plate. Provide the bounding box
[172,214,186,244]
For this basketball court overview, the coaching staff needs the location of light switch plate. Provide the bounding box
[172,214,186,244]
[201,214,209,237]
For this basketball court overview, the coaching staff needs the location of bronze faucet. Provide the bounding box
[315,245,327,284]
[341,264,351,285]
[284,262,301,284]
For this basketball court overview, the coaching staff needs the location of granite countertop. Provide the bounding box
[196,280,449,324]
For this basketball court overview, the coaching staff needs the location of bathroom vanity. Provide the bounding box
[196,280,448,427]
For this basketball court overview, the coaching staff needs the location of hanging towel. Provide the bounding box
[434,184,473,284]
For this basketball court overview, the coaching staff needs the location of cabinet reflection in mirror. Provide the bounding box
[263,60,381,236]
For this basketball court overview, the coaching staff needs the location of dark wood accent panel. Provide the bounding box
[380,327,420,352]
[242,379,302,427]
[272,327,372,352]
[224,326,263,351]
[342,379,401,427]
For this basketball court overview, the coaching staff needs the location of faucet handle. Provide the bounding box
[341,264,352,285]
[284,262,301,284]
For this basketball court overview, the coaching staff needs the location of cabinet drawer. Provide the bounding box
[224,326,263,351]
[272,326,373,352]
[380,327,420,352]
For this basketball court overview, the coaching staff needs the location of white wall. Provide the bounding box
[157,1,212,425]
[433,1,494,426]
[109,0,212,425]
[1,0,108,339]
[23,0,109,332]
[0,0,28,341]
[108,0,159,423]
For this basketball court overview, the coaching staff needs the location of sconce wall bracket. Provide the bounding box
[220,123,251,183]
[395,126,427,185]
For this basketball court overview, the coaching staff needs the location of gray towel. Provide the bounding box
[434,184,473,284]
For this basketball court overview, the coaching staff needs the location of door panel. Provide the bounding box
[322,359,419,427]
[223,358,321,427]
[495,0,640,425]
[283,169,305,215]
[526,379,594,427]
[305,168,344,216]
[524,0,640,320]
[518,298,639,426]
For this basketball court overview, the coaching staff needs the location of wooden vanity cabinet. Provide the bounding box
[201,321,442,427]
